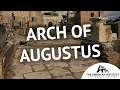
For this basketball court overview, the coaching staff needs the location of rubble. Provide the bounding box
[102,51,120,68]
[81,17,120,67]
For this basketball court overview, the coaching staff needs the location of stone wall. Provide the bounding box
[0,24,7,52]
[80,11,105,25]
[111,23,120,40]
[1,11,43,28]
[91,19,112,43]
[90,18,120,66]
[0,43,14,79]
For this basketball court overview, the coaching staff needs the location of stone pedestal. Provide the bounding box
[90,18,113,49]
[91,19,112,43]
[90,18,120,67]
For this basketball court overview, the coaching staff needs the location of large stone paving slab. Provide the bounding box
[32,64,45,71]
[12,65,32,75]
[6,37,103,79]
[73,72,84,79]
[83,59,101,66]
[69,60,85,72]
[45,61,69,70]
[69,59,100,73]
[12,58,24,66]
[69,59,86,67]
[70,65,90,73]
[49,67,71,77]
[24,61,43,66]
[24,71,51,79]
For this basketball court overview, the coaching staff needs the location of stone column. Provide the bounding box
[90,18,113,50]
[90,18,112,43]
[36,11,43,26]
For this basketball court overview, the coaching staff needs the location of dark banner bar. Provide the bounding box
[0,0,118,10]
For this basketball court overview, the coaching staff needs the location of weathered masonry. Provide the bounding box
[0,43,14,79]
[90,18,112,44]
[89,17,120,67]
[0,23,7,79]
[0,22,14,79]
[74,11,105,25]
[0,24,6,52]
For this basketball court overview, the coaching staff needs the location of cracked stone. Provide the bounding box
[12,65,32,75]
[32,64,45,71]
[49,67,71,77]
[69,60,86,68]
[69,60,84,72]
[69,59,91,72]
[24,71,51,79]
[70,65,89,73]
[45,61,69,69]
[70,67,81,73]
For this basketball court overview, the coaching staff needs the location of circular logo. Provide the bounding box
[81,63,120,79]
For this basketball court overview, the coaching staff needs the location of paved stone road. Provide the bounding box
[5,39,101,79]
